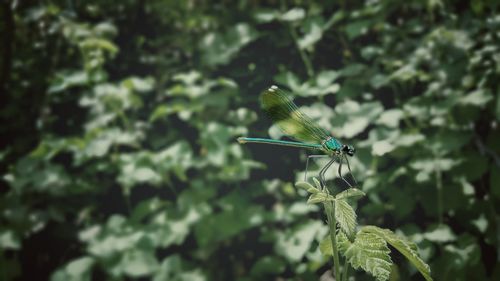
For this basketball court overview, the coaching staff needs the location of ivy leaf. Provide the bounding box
[335,199,357,239]
[362,226,433,281]
[338,231,392,281]
[335,188,366,200]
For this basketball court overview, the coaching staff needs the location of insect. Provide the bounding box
[237,85,356,188]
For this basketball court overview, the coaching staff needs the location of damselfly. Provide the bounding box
[237,85,356,188]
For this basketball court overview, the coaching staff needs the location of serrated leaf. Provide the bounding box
[307,192,330,204]
[319,235,333,256]
[335,199,357,239]
[335,188,366,200]
[362,226,433,281]
[295,181,320,193]
[339,231,392,281]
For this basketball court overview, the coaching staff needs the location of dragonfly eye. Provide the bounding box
[342,145,355,156]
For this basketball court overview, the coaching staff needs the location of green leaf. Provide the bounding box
[459,89,493,106]
[312,177,322,189]
[295,181,320,193]
[66,257,95,277]
[340,64,366,77]
[153,255,206,281]
[344,19,372,39]
[362,226,433,281]
[298,17,325,49]
[121,249,159,277]
[376,109,403,128]
[319,235,333,257]
[250,256,286,276]
[335,188,366,200]
[0,230,20,250]
[307,192,332,204]
[122,77,155,92]
[199,23,258,66]
[339,231,392,281]
[335,199,357,239]
[193,195,263,247]
[49,71,89,93]
[254,9,278,23]
[423,225,456,243]
[372,140,395,156]
[280,8,305,21]
[276,221,326,262]
[50,256,95,281]
[471,214,488,233]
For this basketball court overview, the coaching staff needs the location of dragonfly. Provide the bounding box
[237,85,356,188]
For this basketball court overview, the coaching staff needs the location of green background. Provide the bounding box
[1,0,499,280]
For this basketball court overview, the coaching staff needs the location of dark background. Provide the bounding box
[1,0,499,280]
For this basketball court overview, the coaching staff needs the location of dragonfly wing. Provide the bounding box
[260,85,330,143]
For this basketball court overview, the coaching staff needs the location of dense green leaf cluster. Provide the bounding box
[1,0,499,280]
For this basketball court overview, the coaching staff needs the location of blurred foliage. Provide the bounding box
[1,0,499,280]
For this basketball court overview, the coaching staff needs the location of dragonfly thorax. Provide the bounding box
[322,137,355,156]
[322,137,343,152]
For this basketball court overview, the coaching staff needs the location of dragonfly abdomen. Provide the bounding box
[237,137,323,151]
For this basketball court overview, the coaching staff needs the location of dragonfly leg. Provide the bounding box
[319,157,336,189]
[344,154,358,187]
[337,155,354,188]
[304,155,330,181]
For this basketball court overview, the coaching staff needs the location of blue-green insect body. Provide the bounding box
[322,137,343,152]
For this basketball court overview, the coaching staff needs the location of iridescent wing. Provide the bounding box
[260,85,330,143]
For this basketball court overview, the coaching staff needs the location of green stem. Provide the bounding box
[325,201,341,280]
[342,262,350,281]
[288,25,315,78]
[434,156,443,225]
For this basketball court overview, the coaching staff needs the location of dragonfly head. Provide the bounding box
[342,144,355,156]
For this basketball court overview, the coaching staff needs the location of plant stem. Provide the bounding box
[434,156,443,225]
[325,201,341,280]
[342,261,350,281]
[288,25,315,78]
